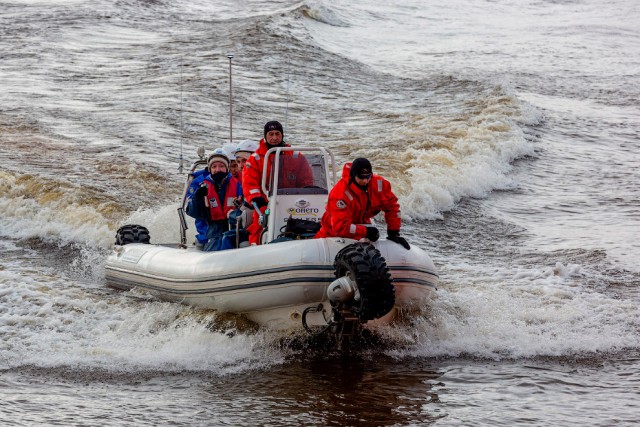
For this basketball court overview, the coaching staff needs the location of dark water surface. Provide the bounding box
[3,354,639,426]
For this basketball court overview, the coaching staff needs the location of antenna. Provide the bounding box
[227,53,234,145]
[284,59,291,135]
[178,57,184,174]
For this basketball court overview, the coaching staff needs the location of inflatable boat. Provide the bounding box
[105,147,439,337]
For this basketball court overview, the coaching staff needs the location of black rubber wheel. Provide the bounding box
[333,242,395,321]
[115,224,150,245]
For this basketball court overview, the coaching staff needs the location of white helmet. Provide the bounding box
[221,143,236,161]
[207,148,230,170]
[235,139,259,155]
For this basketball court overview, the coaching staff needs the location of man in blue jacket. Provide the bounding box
[186,149,243,251]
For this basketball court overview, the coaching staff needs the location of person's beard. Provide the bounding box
[266,138,285,148]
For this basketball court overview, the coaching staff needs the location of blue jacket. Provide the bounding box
[186,172,243,251]
[187,169,209,244]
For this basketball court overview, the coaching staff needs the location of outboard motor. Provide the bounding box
[302,242,396,345]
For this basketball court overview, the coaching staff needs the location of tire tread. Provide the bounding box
[115,224,151,245]
[333,242,395,321]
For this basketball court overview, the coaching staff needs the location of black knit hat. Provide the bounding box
[350,158,373,178]
[264,120,284,137]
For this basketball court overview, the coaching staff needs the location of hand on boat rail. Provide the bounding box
[252,200,269,228]
[365,226,380,242]
[387,230,410,250]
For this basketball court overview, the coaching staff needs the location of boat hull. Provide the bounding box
[105,238,439,329]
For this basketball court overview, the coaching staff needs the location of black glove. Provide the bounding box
[387,230,410,250]
[365,226,380,242]
[186,185,211,220]
[253,196,268,208]
[194,185,208,199]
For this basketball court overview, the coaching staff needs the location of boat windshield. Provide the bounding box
[270,152,329,196]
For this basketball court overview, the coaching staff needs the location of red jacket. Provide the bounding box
[242,139,314,204]
[204,175,241,220]
[316,163,401,240]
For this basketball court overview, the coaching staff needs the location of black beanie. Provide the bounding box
[350,158,373,178]
[264,120,284,137]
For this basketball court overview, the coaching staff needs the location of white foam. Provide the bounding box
[302,3,351,27]
[123,204,197,245]
[399,93,537,220]
[384,260,640,359]
[0,173,114,250]
[1,242,637,370]
[0,266,284,372]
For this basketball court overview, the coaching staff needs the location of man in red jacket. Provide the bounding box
[315,157,410,250]
[242,120,313,245]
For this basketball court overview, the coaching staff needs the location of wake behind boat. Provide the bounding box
[105,146,439,341]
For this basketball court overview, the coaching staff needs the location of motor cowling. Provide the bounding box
[327,276,358,305]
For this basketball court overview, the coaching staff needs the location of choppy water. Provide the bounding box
[1,0,639,425]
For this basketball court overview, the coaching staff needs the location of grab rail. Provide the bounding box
[178,159,208,247]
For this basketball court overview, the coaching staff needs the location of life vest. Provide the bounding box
[204,175,241,221]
